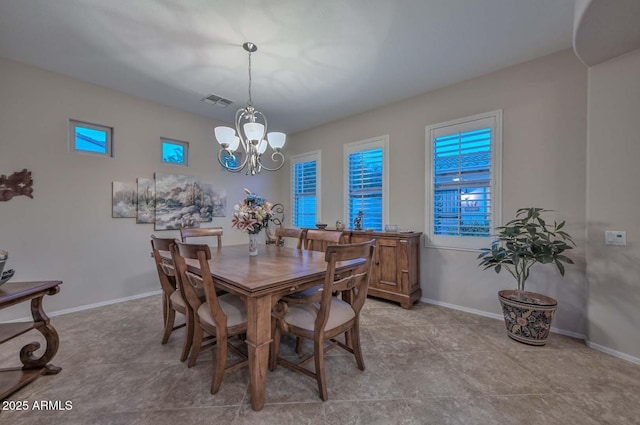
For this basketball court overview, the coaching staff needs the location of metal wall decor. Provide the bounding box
[265,203,285,244]
[0,169,33,201]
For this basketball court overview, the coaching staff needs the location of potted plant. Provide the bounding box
[478,207,575,345]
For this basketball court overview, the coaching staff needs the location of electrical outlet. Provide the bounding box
[605,230,626,246]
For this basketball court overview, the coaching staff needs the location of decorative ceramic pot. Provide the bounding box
[248,233,258,256]
[498,290,557,346]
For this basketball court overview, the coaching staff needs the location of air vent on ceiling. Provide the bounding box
[202,93,234,108]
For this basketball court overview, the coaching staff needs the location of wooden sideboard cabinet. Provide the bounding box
[349,231,422,309]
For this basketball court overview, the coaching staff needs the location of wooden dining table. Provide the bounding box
[161,243,365,411]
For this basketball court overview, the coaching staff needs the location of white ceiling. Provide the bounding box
[0,0,576,134]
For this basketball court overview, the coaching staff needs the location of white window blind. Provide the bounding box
[426,111,502,250]
[433,127,491,237]
[291,151,321,228]
[343,136,388,232]
[348,148,383,230]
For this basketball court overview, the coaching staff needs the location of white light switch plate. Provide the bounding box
[605,230,627,246]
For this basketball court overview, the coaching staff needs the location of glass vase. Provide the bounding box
[248,233,259,256]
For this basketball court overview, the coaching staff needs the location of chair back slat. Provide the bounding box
[173,241,228,331]
[315,239,375,331]
[275,227,304,249]
[303,229,343,252]
[160,262,176,277]
[180,227,223,247]
[150,235,178,295]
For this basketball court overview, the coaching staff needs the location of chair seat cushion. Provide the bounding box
[285,297,355,332]
[197,293,247,329]
[169,289,186,309]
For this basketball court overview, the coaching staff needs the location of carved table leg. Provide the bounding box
[245,295,272,411]
[20,292,61,374]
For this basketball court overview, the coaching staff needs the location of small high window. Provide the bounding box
[161,138,189,166]
[69,119,113,157]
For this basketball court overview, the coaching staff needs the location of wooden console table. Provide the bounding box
[0,280,62,400]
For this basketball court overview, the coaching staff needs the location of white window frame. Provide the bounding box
[343,135,389,231]
[69,119,113,157]
[425,110,502,250]
[290,150,321,227]
[160,137,190,167]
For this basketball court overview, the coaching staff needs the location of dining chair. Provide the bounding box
[180,227,224,246]
[150,235,191,362]
[172,241,248,394]
[303,229,343,252]
[275,227,304,249]
[270,239,375,401]
[286,228,347,352]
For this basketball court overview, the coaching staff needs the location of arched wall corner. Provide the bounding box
[573,0,640,66]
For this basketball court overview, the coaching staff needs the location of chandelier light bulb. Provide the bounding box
[214,126,236,146]
[244,122,265,142]
[228,136,240,152]
[267,132,286,150]
[257,139,268,154]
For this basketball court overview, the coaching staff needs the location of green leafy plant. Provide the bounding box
[478,207,575,291]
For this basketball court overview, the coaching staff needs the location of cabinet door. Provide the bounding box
[350,233,380,286]
[376,238,400,292]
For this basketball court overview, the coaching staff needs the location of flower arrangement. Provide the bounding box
[231,188,273,234]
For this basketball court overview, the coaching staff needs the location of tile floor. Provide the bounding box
[1,295,639,424]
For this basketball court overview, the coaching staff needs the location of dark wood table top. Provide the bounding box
[0,281,62,308]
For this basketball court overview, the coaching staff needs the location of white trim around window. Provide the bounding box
[290,150,321,228]
[425,110,502,250]
[343,135,389,231]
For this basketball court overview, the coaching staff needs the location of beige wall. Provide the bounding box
[586,48,640,359]
[5,44,637,359]
[0,57,282,321]
[281,49,588,335]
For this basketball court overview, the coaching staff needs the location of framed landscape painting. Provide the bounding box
[200,185,227,220]
[154,172,201,230]
[136,178,155,223]
[112,181,137,218]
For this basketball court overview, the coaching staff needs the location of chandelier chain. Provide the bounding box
[247,51,253,107]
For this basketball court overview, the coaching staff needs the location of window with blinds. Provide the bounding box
[426,111,502,249]
[344,136,388,231]
[291,151,320,228]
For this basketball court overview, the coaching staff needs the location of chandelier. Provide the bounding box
[214,42,286,175]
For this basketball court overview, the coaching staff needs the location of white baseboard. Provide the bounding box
[3,290,162,323]
[420,297,640,364]
[420,297,586,340]
[586,340,640,365]
[421,296,504,321]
